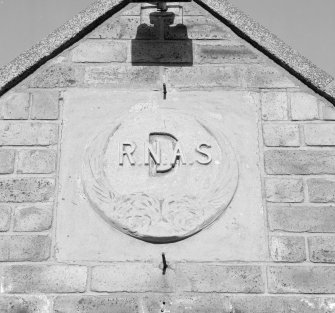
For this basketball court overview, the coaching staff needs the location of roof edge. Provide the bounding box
[0,0,334,105]
[0,0,128,97]
[196,0,335,104]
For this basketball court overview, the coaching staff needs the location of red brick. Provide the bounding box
[0,178,55,202]
[268,206,335,232]
[17,149,57,174]
[0,265,87,293]
[263,124,300,147]
[308,236,335,263]
[0,235,50,261]
[176,264,264,293]
[265,150,335,175]
[290,92,319,121]
[89,16,140,39]
[132,40,193,64]
[308,178,335,203]
[27,64,81,88]
[0,150,15,174]
[194,42,258,64]
[321,101,335,120]
[244,65,297,88]
[0,205,11,232]
[0,93,29,120]
[165,65,242,88]
[261,92,288,121]
[265,178,303,203]
[85,65,160,88]
[268,266,335,293]
[72,40,128,63]
[270,236,306,262]
[141,294,231,313]
[54,296,138,313]
[305,124,335,146]
[14,204,53,232]
[0,295,52,313]
[230,296,335,313]
[91,263,176,292]
[169,16,232,40]
[31,91,59,120]
[0,122,58,146]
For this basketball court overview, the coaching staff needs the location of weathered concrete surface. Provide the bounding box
[82,107,238,242]
[56,89,267,261]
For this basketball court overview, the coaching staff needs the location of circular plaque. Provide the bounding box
[82,107,238,243]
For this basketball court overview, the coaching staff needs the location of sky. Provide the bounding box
[0,0,334,77]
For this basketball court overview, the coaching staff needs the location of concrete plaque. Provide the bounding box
[83,109,238,243]
[57,90,268,261]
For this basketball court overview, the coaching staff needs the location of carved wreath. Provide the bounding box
[82,111,239,243]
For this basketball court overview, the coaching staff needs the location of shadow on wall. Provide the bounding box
[131,11,193,66]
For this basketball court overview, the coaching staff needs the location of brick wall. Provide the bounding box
[1,2,335,312]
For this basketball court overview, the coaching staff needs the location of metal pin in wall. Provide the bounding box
[162,252,168,275]
[163,84,167,100]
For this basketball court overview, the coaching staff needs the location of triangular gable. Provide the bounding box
[0,0,334,104]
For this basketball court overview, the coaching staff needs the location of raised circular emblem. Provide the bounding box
[82,107,238,243]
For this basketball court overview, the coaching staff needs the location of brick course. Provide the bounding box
[54,296,138,313]
[17,149,57,174]
[265,178,304,203]
[268,206,335,232]
[268,266,335,293]
[13,204,53,232]
[0,150,15,174]
[72,40,128,63]
[0,265,87,293]
[176,264,264,293]
[0,178,55,202]
[0,235,50,261]
[290,92,319,120]
[0,93,29,120]
[305,124,335,145]
[0,122,58,146]
[308,178,335,202]
[31,91,59,120]
[270,236,306,262]
[0,296,52,313]
[308,236,335,263]
[230,296,335,313]
[261,92,288,121]
[91,263,176,292]
[265,150,335,175]
[263,124,300,147]
[0,205,11,231]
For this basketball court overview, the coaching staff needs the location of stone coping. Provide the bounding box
[0,0,334,104]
